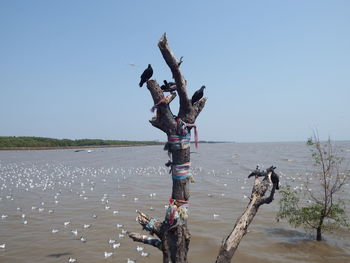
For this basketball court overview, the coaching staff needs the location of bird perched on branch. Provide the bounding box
[139,64,153,87]
[160,80,177,92]
[265,166,279,190]
[191,85,206,105]
[270,173,279,190]
[248,165,261,178]
[248,165,279,190]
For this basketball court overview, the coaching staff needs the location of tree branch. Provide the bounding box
[128,232,162,250]
[259,183,276,205]
[136,211,162,239]
[146,80,177,134]
[216,172,277,263]
[158,33,191,118]
[191,97,207,123]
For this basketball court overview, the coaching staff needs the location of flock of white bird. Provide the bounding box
[1,151,332,263]
[0,160,167,262]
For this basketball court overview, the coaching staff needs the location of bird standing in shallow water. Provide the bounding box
[139,64,153,87]
[191,85,206,105]
[112,243,120,249]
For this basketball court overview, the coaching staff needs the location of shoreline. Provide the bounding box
[0,144,162,151]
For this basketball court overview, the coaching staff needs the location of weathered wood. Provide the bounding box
[128,232,162,250]
[135,211,162,238]
[158,33,206,123]
[130,33,206,263]
[158,33,190,118]
[131,32,279,263]
[147,80,177,134]
[215,174,277,263]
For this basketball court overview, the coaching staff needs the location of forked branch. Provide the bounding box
[131,33,207,263]
[135,211,162,238]
[216,171,278,263]
[158,33,206,122]
[158,33,190,116]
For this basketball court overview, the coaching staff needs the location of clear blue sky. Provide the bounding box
[1,0,349,142]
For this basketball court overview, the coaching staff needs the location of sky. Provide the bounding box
[0,0,349,142]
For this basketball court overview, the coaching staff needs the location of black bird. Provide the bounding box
[191,85,206,105]
[248,165,279,190]
[271,173,280,190]
[265,166,279,189]
[139,64,153,87]
[160,80,177,92]
[269,168,280,190]
[248,165,262,178]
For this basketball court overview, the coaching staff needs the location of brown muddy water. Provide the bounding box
[1,142,349,263]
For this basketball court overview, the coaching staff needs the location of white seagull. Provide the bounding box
[104,252,113,258]
[136,246,144,252]
[112,243,121,249]
[141,251,149,257]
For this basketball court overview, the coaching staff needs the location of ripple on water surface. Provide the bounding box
[0,143,350,263]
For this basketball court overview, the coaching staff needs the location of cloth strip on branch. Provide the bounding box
[166,134,191,150]
[171,162,192,180]
[144,218,158,233]
[164,119,199,151]
[165,199,189,227]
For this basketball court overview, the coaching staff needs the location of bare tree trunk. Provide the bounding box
[162,148,191,263]
[128,33,206,263]
[216,173,278,263]
[316,227,322,241]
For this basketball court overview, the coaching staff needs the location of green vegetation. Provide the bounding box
[0,136,162,149]
[277,134,350,241]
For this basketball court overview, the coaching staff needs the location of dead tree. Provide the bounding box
[215,167,278,263]
[128,33,206,263]
[128,33,278,263]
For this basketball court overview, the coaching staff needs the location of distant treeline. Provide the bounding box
[0,136,162,149]
[198,140,232,144]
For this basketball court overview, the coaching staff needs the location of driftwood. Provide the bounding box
[129,33,206,263]
[215,172,277,263]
